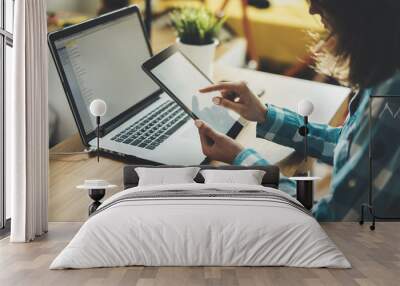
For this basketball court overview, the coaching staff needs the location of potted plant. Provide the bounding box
[171,7,226,77]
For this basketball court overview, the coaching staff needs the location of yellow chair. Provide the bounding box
[207,0,324,65]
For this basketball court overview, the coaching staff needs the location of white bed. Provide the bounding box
[50,183,350,269]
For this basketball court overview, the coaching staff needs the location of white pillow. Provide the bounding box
[200,169,266,185]
[135,167,200,186]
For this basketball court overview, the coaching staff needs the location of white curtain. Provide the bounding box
[7,0,49,242]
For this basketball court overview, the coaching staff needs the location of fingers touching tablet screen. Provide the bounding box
[144,48,239,135]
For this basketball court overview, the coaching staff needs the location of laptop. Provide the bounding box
[47,5,210,165]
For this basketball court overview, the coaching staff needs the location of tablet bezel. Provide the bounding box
[142,45,243,139]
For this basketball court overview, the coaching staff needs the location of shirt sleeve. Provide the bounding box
[256,104,342,165]
[233,148,297,196]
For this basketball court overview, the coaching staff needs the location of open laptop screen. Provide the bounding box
[52,9,159,134]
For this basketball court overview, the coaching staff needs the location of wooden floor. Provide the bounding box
[0,222,399,286]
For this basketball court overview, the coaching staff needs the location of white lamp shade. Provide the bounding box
[297,100,314,117]
[89,99,107,117]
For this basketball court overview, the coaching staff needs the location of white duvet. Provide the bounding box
[50,183,350,269]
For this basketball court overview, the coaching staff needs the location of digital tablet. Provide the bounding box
[142,45,242,138]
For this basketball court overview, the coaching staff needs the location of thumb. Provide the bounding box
[213,97,243,114]
[195,120,219,150]
[195,120,219,140]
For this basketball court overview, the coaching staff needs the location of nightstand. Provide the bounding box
[77,180,117,215]
[289,177,321,210]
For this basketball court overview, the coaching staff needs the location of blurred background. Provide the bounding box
[47,0,337,198]
[47,0,329,145]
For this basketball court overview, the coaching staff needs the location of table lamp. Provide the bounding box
[89,99,107,162]
[289,100,318,210]
[297,99,314,170]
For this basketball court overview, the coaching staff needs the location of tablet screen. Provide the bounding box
[150,51,239,134]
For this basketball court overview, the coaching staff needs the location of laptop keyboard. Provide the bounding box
[110,100,190,150]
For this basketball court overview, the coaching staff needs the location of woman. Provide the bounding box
[195,0,400,221]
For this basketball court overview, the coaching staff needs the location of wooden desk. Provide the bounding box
[49,64,350,222]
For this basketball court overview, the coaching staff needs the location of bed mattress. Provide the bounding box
[50,183,350,269]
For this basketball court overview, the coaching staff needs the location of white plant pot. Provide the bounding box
[176,38,218,78]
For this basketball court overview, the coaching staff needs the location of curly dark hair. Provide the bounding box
[309,0,400,88]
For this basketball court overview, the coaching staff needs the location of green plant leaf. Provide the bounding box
[170,6,226,45]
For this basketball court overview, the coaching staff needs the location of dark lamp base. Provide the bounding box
[296,180,314,210]
[88,189,105,215]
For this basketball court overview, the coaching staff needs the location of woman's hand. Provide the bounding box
[195,120,243,164]
[199,81,267,123]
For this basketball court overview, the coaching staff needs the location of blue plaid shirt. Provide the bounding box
[233,72,400,221]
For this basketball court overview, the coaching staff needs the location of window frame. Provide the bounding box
[0,0,13,232]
